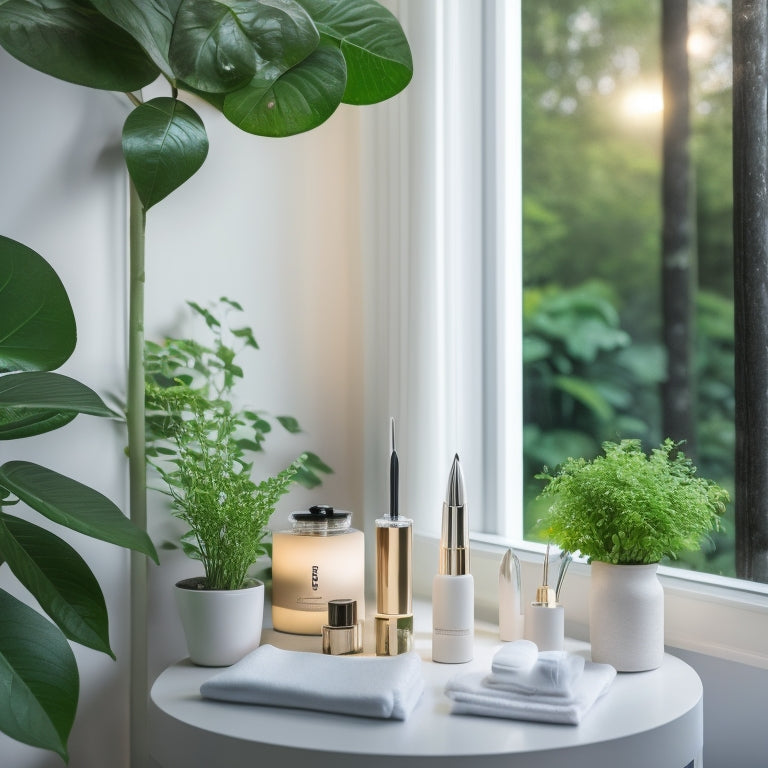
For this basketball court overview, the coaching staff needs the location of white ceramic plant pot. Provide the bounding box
[589,561,664,672]
[175,577,264,667]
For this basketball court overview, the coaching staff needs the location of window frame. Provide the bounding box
[363,0,768,668]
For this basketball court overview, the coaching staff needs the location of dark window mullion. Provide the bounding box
[733,0,768,581]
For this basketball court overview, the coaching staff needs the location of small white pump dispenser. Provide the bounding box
[432,454,474,663]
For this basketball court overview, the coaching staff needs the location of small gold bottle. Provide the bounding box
[322,599,363,655]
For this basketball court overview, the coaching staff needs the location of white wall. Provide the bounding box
[0,48,365,767]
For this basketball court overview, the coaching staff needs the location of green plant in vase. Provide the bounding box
[145,298,331,590]
[537,438,728,565]
[536,438,728,671]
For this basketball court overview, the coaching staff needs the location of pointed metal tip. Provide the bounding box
[390,417,396,452]
[446,454,465,506]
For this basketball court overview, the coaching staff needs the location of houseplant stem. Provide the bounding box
[128,180,148,768]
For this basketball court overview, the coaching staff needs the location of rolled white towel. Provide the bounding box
[201,644,424,721]
[446,661,616,725]
[488,645,586,699]
[491,639,538,673]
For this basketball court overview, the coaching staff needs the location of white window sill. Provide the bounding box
[412,531,768,670]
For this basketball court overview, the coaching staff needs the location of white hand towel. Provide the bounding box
[488,645,586,699]
[445,661,616,725]
[200,644,425,721]
[491,639,538,672]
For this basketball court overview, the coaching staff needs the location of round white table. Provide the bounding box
[149,612,702,768]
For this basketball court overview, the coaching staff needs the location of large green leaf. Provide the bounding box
[223,41,346,136]
[295,0,412,104]
[122,97,209,210]
[87,0,181,81]
[0,372,113,440]
[0,410,76,440]
[0,589,78,761]
[170,0,258,93]
[248,0,319,70]
[0,514,112,657]
[170,0,318,94]
[0,461,159,563]
[0,0,160,91]
[0,236,76,374]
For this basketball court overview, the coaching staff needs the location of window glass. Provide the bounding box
[520,0,736,577]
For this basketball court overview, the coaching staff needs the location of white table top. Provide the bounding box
[150,604,702,768]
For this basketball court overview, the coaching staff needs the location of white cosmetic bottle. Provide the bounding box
[432,454,474,663]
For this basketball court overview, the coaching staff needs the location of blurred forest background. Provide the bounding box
[521,0,735,575]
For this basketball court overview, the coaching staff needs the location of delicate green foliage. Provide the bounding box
[294,451,333,489]
[537,439,729,564]
[145,299,332,589]
[122,97,209,210]
[277,415,301,433]
[0,0,160,91]
[0,236,76,374]
[0,590,78,761]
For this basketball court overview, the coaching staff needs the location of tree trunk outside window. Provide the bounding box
[661,0,696,459]
[733,0,768,582]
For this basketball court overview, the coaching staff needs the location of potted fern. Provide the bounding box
[145,299,331,665]
[537,439,728,671]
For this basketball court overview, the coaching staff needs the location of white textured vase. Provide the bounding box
[175,577,264,667]
[589,561,664,672]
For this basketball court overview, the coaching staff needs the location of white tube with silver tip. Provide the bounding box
[432,454,474,663]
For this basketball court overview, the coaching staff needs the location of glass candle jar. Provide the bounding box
[271,505,365,635]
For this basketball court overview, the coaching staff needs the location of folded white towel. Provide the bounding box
[200,644,425,721]
[488,643,586,698]
[445,661,616,725]
[491,639,538,673]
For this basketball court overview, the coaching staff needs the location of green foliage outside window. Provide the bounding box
[522,0,736,576]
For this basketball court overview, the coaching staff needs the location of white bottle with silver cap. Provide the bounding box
[431,454,474,663]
